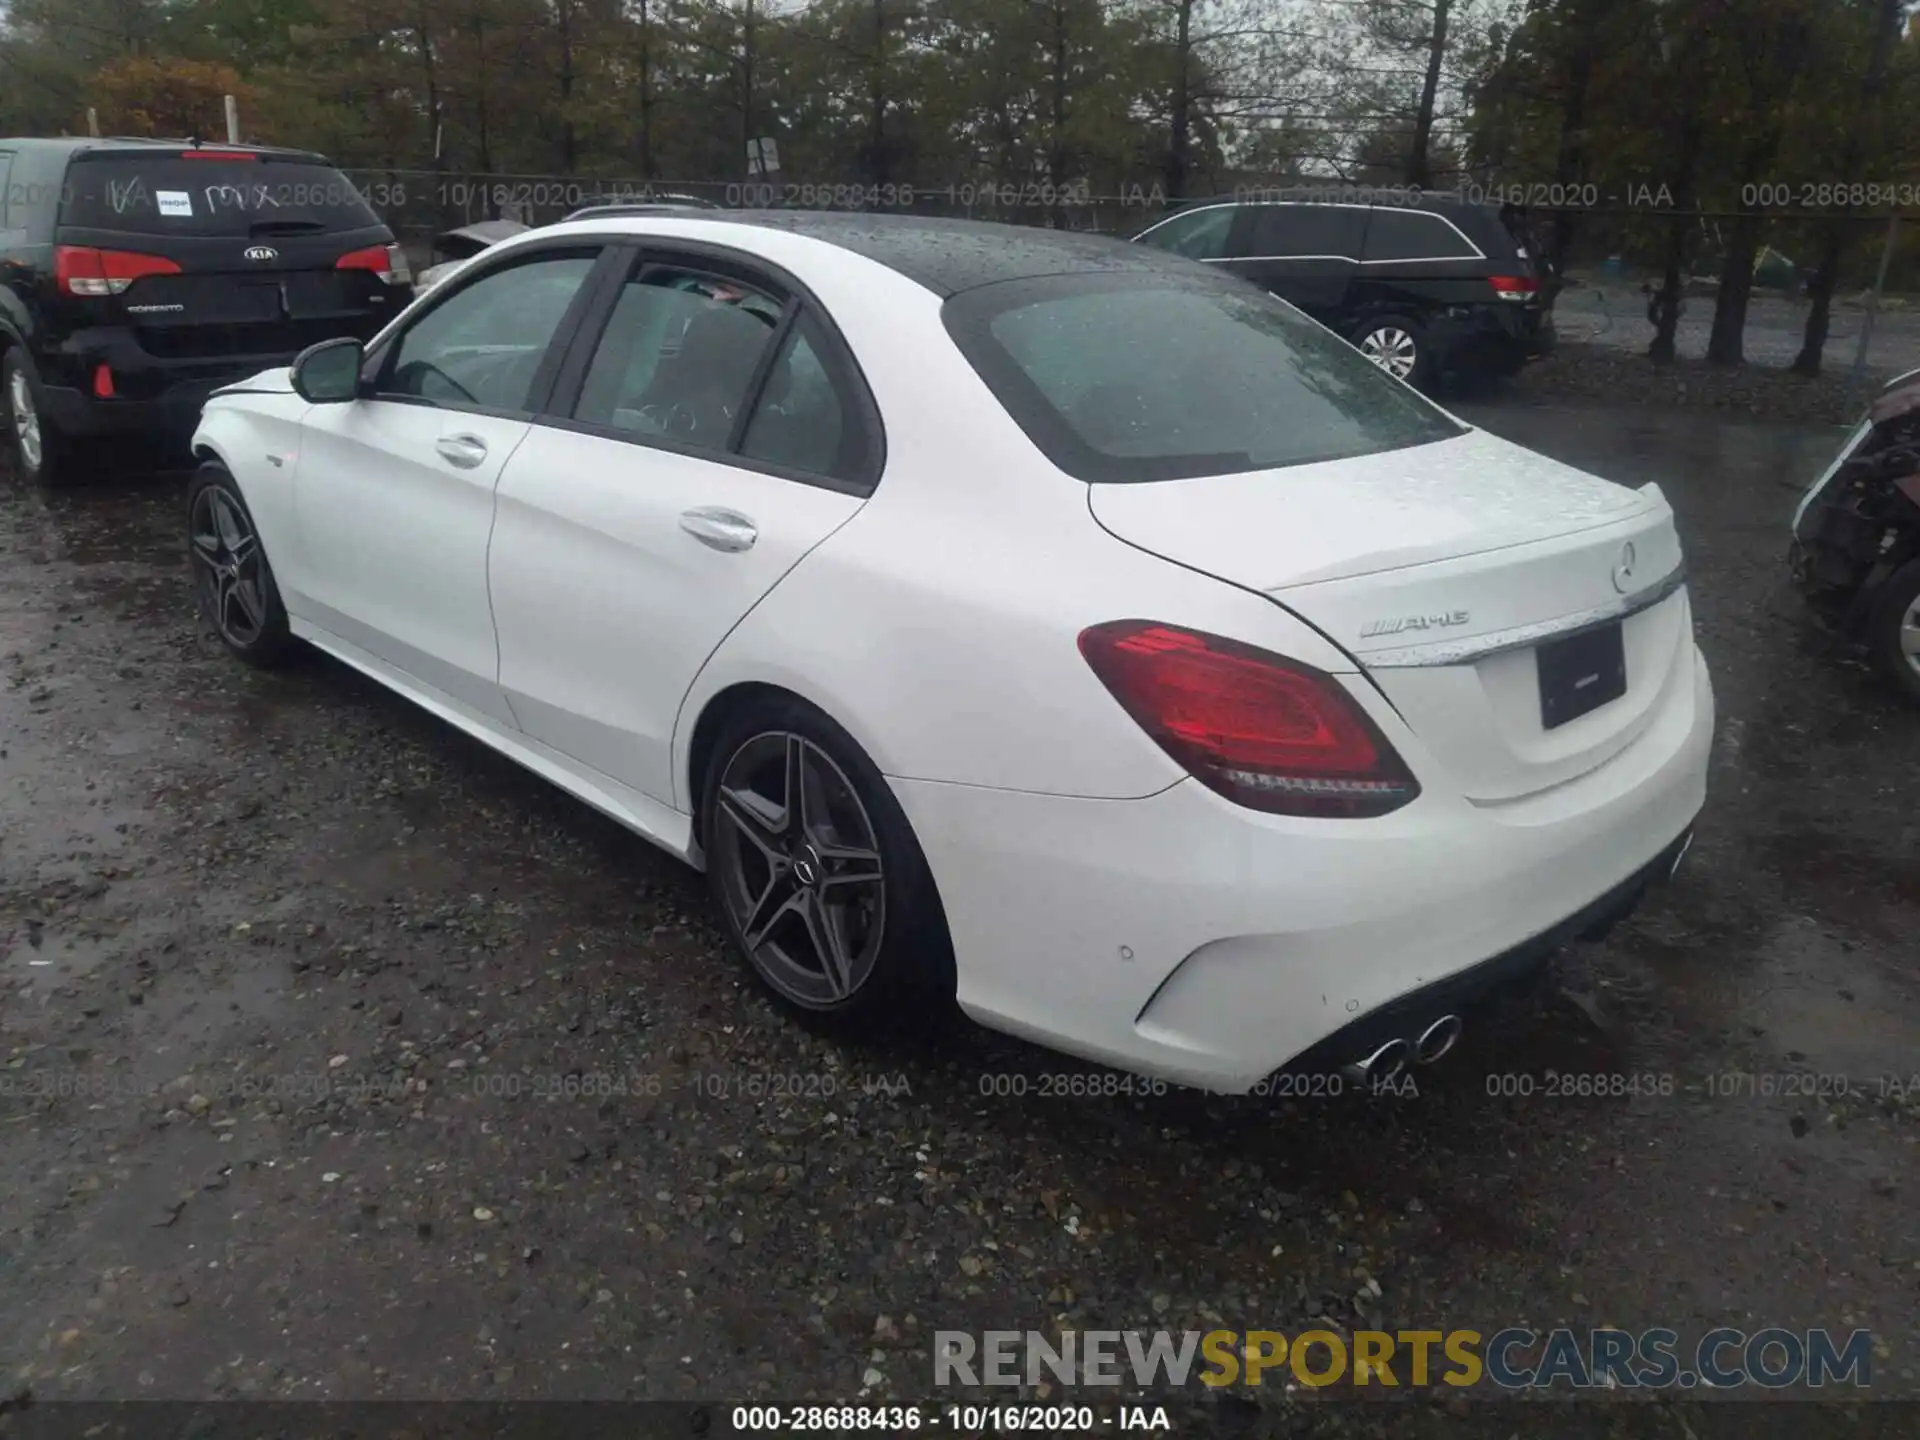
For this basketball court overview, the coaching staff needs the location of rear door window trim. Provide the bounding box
[534,237,886,497]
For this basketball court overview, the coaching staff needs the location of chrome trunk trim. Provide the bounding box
[1358,564,1688,669]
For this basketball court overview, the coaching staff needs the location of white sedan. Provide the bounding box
[188,212,1712,1093]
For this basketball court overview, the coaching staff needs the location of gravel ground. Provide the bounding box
[1,408,1917,1437]
[1505,342,1888,427]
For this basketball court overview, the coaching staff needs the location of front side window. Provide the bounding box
[1135,207,1236,261]
[383,252,596,411]
[944,271,1463,483]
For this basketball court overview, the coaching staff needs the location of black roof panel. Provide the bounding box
[703,211,1202,297]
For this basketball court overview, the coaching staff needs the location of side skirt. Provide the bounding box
[289,618,701,868]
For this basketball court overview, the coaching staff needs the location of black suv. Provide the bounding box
[0,138,408,484]
[1132,193,1553,390]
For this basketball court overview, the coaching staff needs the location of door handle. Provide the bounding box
[435,433,488,469]
[679,507,758,553]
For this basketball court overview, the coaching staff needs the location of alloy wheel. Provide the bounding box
[7,368,42,473]
[1359,326,1419,380]
[711,731,887,1007]
[189,484,270,648]
[1902,595,1920,680]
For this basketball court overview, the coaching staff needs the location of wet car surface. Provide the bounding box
[0,406,1916,1434]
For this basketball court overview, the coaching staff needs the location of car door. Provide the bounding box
[1222,203,1365,320]
[488,247,880,806]
[288,242,611,727]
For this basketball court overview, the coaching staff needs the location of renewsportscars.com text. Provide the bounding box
[933,1327,1874,1390]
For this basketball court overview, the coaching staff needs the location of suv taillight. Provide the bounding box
[1489,274,1539,301]
[1078,621,1420,818]
[56,245,183,297]
[336,244,408,285]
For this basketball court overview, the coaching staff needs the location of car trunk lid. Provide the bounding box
[1088,428,1692,802]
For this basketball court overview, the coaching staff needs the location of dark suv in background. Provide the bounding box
[1132,193,1553,390]
[0,137,408,485]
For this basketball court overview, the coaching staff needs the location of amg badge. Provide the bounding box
[1359,609,1471,639]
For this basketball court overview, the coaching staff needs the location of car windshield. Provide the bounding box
[59,155,380,236]
[943,271,1464,483]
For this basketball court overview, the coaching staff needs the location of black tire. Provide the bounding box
[3,349,69,487]
[186,462,294,667]
[1867,557,1920,705]
[1350,313,1434,390]
[700,693,956,1032]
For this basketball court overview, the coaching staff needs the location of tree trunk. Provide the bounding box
[1649,213,1689,363]
[1707,217,1762,364]
[1048,0,1070,226]
[473,13,493,180]
[1544,20,1596,307]
[1707,23,1808,365]
[636,0,655,178]
[742,0,757,181]
[1164,0,1193,200]
[868,0,888,186]
[413,10,448,229]
[556,0,578,175]
[1408,0,1452,189]
[1648,5,1711,362]
[1793,0,1903,374]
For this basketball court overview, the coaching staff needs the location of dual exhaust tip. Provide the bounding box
[1341,1013,1462,1086]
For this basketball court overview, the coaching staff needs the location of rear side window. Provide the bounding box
[573,268,783,443]
[1135,207,1236,260]
[1361,210,1480,263]
[58,154,381,236]
[0,153,12,228]
[739,315,866,480]
[572,267,876,486]
[944,272,1463,483]
[1246,205,1363,260]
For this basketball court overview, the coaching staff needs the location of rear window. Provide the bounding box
[59,154,381,236]
[943,271,1463,483]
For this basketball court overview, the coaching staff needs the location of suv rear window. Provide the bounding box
[944,271,1463,483]
[59,154,380,236]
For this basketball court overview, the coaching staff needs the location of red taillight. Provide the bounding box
[1489,274,1538,301]
[92,364,114,398]
[335,245,399,284]
[56,245,183,297]
[1077,621,1420,818]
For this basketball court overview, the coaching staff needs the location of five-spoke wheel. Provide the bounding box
[703,698,954,1024]
[710,730,887,1007]
[186,464,293,666]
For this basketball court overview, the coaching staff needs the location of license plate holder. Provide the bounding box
[1537,622,1626,730]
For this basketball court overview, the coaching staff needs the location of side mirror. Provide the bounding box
[290,337,366,404]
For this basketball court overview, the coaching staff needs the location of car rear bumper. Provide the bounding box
[36,320,378,437]
[1433,306,1546,376]
[39,379,239,438]
[891,645,1713,1093]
